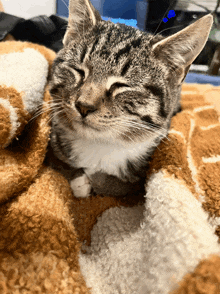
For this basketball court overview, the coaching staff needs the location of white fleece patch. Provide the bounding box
[187,118,203,198]
[0,48,48,114]
[0,97,20,147]
[202,154,220,163]
[79,171,220,294]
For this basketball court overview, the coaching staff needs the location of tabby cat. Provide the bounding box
[48,0,213,198]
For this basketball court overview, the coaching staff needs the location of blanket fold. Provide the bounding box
[0,41,220,294]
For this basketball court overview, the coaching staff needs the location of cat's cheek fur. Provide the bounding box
[70,173,92,198]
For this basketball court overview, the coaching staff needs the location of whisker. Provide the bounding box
[30,101,64,122]
[121,118,170,139]
[40,108,66,129]
[117,118,170,145]
[114,126,136,143]
[114,121,150,142]
[30,106,51,122]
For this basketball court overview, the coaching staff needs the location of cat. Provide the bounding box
[48,0,213,198]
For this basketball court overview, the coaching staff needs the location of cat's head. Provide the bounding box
[49,0,213,144]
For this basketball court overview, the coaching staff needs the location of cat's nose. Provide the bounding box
[75,100,97,118]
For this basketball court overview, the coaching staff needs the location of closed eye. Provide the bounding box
[107,82,130,95]
[73,67,85,79]
[61,63,85,80]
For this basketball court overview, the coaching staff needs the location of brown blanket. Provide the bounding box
[0,41,220,294]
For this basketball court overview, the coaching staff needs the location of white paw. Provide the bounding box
[70,174,92,198]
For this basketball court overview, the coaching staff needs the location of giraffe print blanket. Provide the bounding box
[0,41,220,294]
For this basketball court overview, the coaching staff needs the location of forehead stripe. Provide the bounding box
[80,46,87,63]
[114,37,142,63]
[115,43,132,63]
[121,59,131,76]
[89,38,99,56]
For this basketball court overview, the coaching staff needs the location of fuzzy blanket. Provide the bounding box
[1,41,220,294]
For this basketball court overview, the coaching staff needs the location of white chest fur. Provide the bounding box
[70,136,158,178]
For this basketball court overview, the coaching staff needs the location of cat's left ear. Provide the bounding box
[63,0,102,46]
[152,14,213,82]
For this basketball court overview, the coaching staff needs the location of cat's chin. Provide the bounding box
[70,121,119,142]
[74,125,147,146]
[77,120,103,132]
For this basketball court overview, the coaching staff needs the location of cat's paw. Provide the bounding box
[70,174,92,198]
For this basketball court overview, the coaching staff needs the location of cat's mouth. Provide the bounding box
[80,119,101,131]
[68,107,107,132]
[62,104,148,140]
[68,110,103,132]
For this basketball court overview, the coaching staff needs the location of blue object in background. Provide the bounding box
[102,17,137,28]
[185,73,220,86]
[163,10,175,23]
[56,0,139,28]
[56,1,220,87]
[102,0,137,19]
[57,0,68,17]
[167,10,175,19]
[57,0,140,19]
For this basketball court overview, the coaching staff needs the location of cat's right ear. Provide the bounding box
[152,14,213,82]
[63,0,102,46]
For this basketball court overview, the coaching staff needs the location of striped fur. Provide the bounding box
[49,0,213,197]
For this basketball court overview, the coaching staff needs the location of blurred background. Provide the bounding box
[1,0,220,83]
[1,0,219,32]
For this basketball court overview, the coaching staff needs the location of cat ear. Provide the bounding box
[63,0,102,46]
[152,14,213,79]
